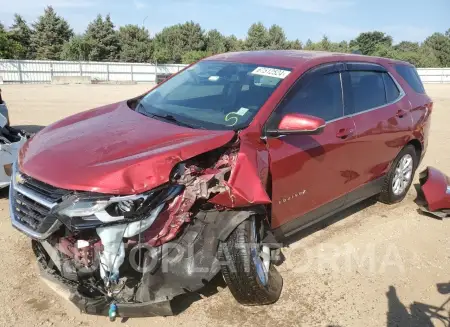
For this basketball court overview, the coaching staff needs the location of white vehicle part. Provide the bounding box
[0,135,26,189]
[96,204,164,279]
[0,108,7,128]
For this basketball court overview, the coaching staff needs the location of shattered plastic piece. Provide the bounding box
[96,204,164,278]
[418,167,450,218]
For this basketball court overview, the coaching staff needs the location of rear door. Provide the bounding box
[266,63,357,232]
[341,62,413,191]
[394,64,432,159]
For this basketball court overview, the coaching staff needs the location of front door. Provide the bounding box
[265,63,357,234]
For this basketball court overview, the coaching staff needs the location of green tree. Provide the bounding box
[304,39,313,50]
[181,50,208,64]
[268,24,287,50]
[118,25,152,62]
[31,6,73,60]
[0,23,21,58]
[205,29,226,54]
[179,21,205,53]
[224,35,244,52]
[394,41,420,53]
[84,14,120,61]
[246,22,269,50]
[8,14,33,59]
[350,31,393,55]
[424,33,450,67]
[153,21,205,63]
[336,40,349,53]
[60,35,91,61]
[286,39,302,50]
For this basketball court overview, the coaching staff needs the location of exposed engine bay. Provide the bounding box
[12,137,272,317]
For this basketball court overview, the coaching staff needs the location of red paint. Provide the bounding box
[19,102,234,194]
[420,167,450,212]
[267,117,358,228]
[19,51,432,234]
[278,113,325,132]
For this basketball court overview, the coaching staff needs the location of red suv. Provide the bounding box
[10,51,431,318]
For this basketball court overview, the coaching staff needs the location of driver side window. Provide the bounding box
[277,71,344,122]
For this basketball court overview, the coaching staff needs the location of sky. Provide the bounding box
[0,0,448,44]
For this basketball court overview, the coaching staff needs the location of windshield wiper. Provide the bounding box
[136,102,204,129]
[149,113,199,129]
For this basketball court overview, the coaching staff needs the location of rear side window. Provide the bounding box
[382,73,401,102]
[395,65,425,94]
[349,71,386,112]
[278,72,343,122]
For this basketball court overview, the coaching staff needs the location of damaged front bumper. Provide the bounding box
[418,167,450,218]
[37,259,174,317]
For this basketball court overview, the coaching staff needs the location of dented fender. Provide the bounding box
[209,133,271,208]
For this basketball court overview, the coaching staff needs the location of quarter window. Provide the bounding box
[277,72,343,122]
[395,64,425,94]
[382,73,401,103]
[349,71,386,113]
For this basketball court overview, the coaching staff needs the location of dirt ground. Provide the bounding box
[0,83,448,327]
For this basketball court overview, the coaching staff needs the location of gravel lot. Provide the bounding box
[0,84,448,327]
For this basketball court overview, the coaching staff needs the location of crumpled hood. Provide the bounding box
[19,101,234,194]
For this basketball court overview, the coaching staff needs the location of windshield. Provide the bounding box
[137,61,291,130]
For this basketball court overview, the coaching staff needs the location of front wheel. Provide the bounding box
[379,144,418,204]
[219,216,282,306]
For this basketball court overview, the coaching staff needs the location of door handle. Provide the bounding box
[336,128,354,139]
[396,109,407,118]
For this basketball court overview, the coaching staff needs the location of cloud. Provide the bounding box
[0,0,96,13]
[382,25,432,43]
[133,0,147,9]
[317,23,361,39]
[261,0,355,13]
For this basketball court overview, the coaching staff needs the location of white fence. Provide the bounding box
[0,59,186,84]
[416,68,450,83]
[0,59,448,84]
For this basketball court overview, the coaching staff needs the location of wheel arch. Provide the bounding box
[407,138,423,163]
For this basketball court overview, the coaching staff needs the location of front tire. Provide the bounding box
[379,144,418,204]
[219,216,282,306]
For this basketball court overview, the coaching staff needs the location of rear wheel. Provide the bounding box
[219,216,282,306]
[379,145,418,204]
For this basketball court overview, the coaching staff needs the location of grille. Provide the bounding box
[12,175,71,234]
[20,175,71,203]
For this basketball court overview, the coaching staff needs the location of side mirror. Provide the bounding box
[266,113,326,137]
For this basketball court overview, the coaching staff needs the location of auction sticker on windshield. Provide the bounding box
[251,67,291,79]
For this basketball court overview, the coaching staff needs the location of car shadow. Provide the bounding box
[170,273,227,315]
[282,196,378,246]
[386,283,450,327]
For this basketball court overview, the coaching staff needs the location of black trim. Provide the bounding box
[265,125,325,137]
[344,62,387,72]
[273,176,384,239]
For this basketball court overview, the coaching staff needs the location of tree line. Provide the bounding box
[0,6,449,67]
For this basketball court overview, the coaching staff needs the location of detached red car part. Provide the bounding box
[10,50,432,319]
[418,167,450,218]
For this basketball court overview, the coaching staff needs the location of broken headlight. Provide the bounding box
[57,193,152,220]
[55,185,184,228]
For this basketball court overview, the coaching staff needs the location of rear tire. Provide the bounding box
[219,216,282,306]
[379,144,418,204]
